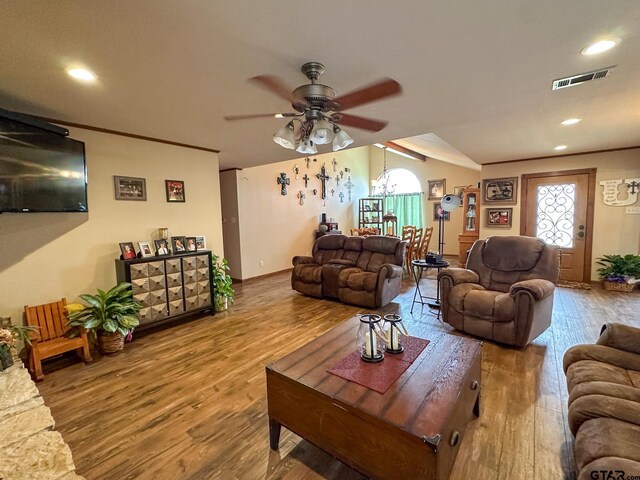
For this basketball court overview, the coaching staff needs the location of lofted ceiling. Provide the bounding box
[0,1,639,170]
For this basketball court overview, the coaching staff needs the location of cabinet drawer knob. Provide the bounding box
[450,431,461,447]
[470,380,479,390]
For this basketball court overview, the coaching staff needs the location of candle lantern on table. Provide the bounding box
[382,211,398,236]
[382,314,409,354]
[356,314,385,363]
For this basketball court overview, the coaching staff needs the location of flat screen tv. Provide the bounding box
[0,116,87,212]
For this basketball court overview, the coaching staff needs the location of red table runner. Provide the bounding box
[327,336,430,394]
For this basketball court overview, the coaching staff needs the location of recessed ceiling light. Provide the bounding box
[581,39,618,56]
[554,145,568,151]
[67,68,97,82]
[561,118,581,126]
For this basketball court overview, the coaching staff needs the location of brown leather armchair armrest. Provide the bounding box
[509,279,555,301]
[596,323,640,356]
[438,268,480,285]
[563,344,640,374]
[379,264,403,279]
[292,255,316,266]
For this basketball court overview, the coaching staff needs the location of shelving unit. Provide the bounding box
[358,197,384,232]
[458,188,480,266]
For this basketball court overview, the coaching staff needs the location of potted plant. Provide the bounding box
[0,324,38,370]
[212,254,234,312]
[66,283,140,354]
[596,254,640,292]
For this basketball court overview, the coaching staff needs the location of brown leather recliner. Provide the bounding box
[438,236,561,347]
[291,235,407,308]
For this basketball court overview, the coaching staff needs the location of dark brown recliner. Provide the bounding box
[438,236,560,347]
[563,324,640,479]
[291,235,407,308]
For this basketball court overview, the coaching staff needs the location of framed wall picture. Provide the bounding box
[428,179,446,200]
[433,202,450,221]
[119,242,137,260]
[165,180,185,202]
[154,239,171,256]
[486,207,513,227]
[453,185,466,200]
[171,236,187,253]
[114,176,146,201]
[185,237,197,252]
[195,236,207,251]
[483,177,518,204]
[138,241,154,258]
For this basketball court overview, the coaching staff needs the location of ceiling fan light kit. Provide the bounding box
[227,62,401,153]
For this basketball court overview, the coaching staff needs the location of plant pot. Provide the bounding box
[98,332,125,354]
[0,347,13,369]
[603,280,635,292]
[214,296,229,312]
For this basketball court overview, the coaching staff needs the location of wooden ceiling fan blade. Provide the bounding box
[332,113,387,132]
[223,112,300,121]
[249,75,309,107]
[333,78,402,111]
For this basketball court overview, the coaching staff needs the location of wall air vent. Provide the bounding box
[552,66,615,90]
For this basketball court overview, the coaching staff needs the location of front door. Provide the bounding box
[521,169,596,282]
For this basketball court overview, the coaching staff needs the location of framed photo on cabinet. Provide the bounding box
[119,242,137,260]
[138,241,154,258]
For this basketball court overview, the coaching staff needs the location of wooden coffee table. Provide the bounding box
[266,316,482,480]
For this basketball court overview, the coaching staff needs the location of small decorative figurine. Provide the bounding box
[277,173,290,196]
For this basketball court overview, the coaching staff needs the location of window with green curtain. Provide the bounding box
[384,193,423,229]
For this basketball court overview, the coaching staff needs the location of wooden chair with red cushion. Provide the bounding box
[24,298,92,381]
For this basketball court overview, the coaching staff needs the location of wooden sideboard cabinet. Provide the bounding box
[115,251,214,329]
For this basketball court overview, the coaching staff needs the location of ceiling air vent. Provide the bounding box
[552,66,615,90]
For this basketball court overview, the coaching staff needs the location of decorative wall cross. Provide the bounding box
[316,164,331,199]
[335,175,340,186]
[293,164,300,179]
[339,192,345,203]
[331,188,335,197]
[332,158,338,172]
[629,180,640,195]
[340,170,344,179]
[344,176,355,202]
[302,174,310,188]
[297,191,306,206]
[277,172,290,196]
[305,157,311,169]
[312,188,318,195]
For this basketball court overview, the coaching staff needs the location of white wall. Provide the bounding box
[369,146,481,255]
[235,147,370,280]
[0,127,223,323]
[480,149,640,280]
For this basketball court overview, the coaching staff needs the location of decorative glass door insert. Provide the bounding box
[535,183,576,248]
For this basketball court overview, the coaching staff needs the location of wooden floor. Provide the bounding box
[36,270,640,480]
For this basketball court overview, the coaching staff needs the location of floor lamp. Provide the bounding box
[428,193,461,309]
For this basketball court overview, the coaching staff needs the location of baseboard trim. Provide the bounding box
[232,267,293,284]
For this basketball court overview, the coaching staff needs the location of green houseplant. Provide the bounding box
[66,282,140,354]
[212,254,234,312]
[596,254,640,292]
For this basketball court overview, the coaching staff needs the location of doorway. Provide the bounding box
[520,169,596,282]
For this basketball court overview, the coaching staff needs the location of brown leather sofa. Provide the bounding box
[438,236,560,347]
[291,235,407,308]
[563,323,640,479]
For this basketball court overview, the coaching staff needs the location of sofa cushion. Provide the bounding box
[346,272,378,292]
[337,267,363,287]
[449,284,515,322]
[575,418,640,473]
[567,360,637,392]
[293,264,322,284]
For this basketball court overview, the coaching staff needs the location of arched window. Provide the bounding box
[375,168,424,229]
[375,168,421,194]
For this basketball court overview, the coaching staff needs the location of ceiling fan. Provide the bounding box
[224,62,402,154]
